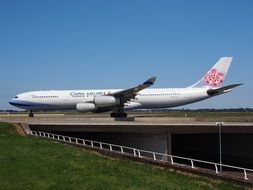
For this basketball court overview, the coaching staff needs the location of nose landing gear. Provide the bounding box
[28,110,34,117]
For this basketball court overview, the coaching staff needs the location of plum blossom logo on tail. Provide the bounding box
[204,69,224,87]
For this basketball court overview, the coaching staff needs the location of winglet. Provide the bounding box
[143,76,157,86]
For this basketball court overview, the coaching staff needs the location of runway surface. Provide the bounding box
[1,115,253,134]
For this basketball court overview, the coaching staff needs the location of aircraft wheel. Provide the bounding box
[29,110,34,117]
[111,112,127,118]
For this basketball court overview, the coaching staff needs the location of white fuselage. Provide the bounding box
[9,57,237,114]
[9,87,210,111]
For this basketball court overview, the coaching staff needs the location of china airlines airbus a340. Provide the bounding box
[9,57,242,117]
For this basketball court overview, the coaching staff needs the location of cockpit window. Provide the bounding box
[14,96,18,98]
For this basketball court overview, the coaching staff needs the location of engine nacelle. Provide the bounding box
[94,96,120,107]
[76,102,96,112]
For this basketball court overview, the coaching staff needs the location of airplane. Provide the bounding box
[9,57,242,118]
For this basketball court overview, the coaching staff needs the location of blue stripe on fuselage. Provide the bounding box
[9,100,54,108]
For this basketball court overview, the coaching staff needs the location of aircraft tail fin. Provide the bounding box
[190,57,233,88]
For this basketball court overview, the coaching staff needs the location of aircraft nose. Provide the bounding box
[9,99,15,106]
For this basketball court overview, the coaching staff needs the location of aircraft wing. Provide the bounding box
[207,83,243,96]
[111,76,156,103]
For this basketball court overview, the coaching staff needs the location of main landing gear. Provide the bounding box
[110,112,127,118]
[110,106,128,118]
[28,110,34,117]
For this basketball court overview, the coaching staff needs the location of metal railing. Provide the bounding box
[30,130,253,181]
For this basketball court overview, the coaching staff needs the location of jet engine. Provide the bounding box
[93,96,120,107]
[76,102,96,112]
[76,96,120,112]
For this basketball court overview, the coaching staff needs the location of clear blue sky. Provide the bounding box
[1,0,253,110]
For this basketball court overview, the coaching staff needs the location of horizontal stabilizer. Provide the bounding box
[207,84,243,96]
